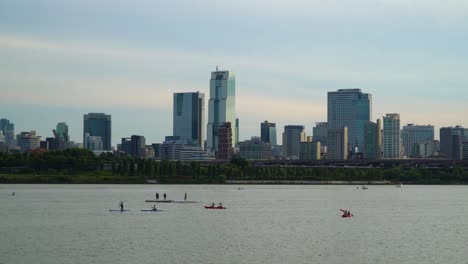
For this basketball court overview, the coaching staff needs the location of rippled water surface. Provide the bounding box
[1,184,468,264]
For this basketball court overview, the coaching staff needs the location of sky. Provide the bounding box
[1,0,468,145]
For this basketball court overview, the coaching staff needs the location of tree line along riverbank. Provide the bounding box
[1,149,468,184]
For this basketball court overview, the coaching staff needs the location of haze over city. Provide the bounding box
[2,0,468,145]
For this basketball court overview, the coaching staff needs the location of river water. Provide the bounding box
[1,184,467,264]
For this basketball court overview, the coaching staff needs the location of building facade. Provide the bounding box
[216,122,233,160]
[401,124,434,158]
[328,89,371,154]
[130,135,146,157]
[173,92,205,148]
[327,127,348,160]
[440,126,466,160]
[17,131,41,152]
[83,113,111,150]
[363,120,382,160]
[299,140,321,160]
[383,114,401,159]
[0,118,15,147]
[239,137,272,160]
[282,125,306,160]
[313,122,328,146]
[207,70,237,152]
[261,121,277,147]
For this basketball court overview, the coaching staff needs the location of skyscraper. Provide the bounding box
[207,69,237,152]
[282,125,306,160]
[0,118,15,147]
[363,120,382,160]
[440,126,466,160]
[312,122,328,146]
[83,113,111,150]
[56,122,69,141]
[327,127,348,160]
[383,114,401,159]
[401,124,434,158]
[173,92,205,148]
[327,89,372,153]
[261,121,277,147]
[299,137,321,160]
[130,135,146,158]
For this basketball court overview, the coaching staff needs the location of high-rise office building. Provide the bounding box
[328,89,371,153]
[56,122,69,141]
[261,121,277,147]
[130,135,146,158]
[401,124,434,158]
[0,118,15,147]
[327,127,348,160]
[17,131,41,152]
[440,126,466,160]
[312,122,328,146]
[363,120,382,160]
[282,125,306,160]
[173,92,205,148]
[216,122,233,160]
[207,69,237,152]
[83,113,111,150]
[383,114,401,159]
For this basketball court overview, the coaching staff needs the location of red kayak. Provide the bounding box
[204,206,226,209]
[342,215,353,218]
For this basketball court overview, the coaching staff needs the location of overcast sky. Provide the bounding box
[2,0,468,145]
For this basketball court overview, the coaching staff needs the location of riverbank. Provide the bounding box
[1,174,466,185]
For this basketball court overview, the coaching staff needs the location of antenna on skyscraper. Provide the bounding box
[216,65,218,71]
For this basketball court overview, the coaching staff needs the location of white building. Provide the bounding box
[383,114,401,159]
[207,69,238,152]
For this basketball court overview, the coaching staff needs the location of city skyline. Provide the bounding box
[2,1,468,145]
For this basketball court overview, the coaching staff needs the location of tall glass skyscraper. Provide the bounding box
[173,92,205,149]
[83,113,111,150]
[207,69,237,152]
[261,121,277,147]
[327,89,372,153]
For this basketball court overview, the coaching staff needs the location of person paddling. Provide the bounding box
[156,193,159,200]
[218,203,223,208]
[163,193,167,200]
[184,192,187,201]
[119,202,124,211]
[152,204,157,211]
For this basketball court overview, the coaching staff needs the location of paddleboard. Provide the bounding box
[140,209,163,212]
[109,209,130,212]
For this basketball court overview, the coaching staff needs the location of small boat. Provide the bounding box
[145,200,174,203]
[361,186,368,190]
[204,206,227,209]
[342,215,353,218]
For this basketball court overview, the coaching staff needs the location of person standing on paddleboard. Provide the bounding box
[119,202,124,211]
[184,193,187,201]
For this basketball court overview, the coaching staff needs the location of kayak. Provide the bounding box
[109,209,130,212]
[140,209,163,212]
[204,206,226,209]
[342,215,353,218]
